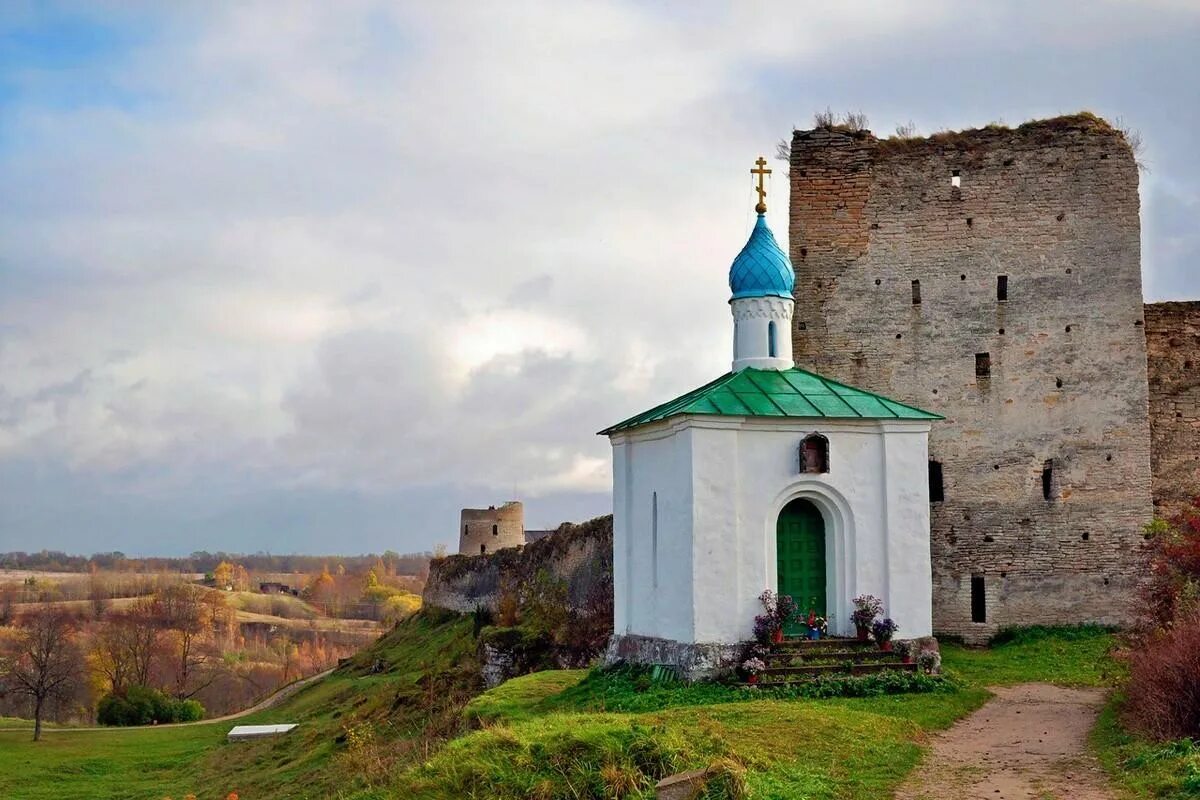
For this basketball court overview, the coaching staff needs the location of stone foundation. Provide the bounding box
[603,634,743,682]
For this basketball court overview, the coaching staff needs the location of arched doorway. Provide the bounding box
[777,498,826,635]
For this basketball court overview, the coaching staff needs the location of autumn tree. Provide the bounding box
[157,583,218,698]
[213,561,235,590]
[87,562,108,618]
[0,609,85,740]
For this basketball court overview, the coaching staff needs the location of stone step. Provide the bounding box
[754,662,917,683]
[772,636,875,650]
[763,648,904,664]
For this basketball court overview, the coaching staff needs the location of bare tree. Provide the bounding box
[1,609,84,740]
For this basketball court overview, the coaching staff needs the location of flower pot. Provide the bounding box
[880,640,894,652]
[856,625,870,641]
[808,628,821,641]
[771,628,784,644]
[747,674,759,685]
[902,655,913,664]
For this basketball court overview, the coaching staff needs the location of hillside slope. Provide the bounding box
[0,608,481,800]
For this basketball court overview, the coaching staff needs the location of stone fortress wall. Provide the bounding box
[459,501,526,556]
[1145,302,1200,519]
[788,114,1156,641]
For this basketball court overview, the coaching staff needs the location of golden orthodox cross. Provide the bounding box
[751,156,771,213]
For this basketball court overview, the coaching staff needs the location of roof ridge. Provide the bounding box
[600,366,941,436]
[782,366,939,419]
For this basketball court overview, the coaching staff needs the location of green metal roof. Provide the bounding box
[599,367,942,435]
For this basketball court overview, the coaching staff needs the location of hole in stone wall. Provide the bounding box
[800,247,808,260]
[997,275,1008,302]
[1042,459,1056,501]
[975,352,991,379]
[870,222,880,229]
[951,169,961,188]
[1106,454,1112,462]
[798,322,807,331]
[984,535,994,542]
[480,544,487,554]
[1082,532,1090,541]
[1003,158,1014,166]
[1104,577,1110,585]
[1135,319,1144,326]
[1100,154,1109,160]
[966,217,973,227]
[492,524,498,536]
[1056,377,1063,389]
[960,274,966,281]
[971,575,986,623]
[929,460,944,503]
[932,388,938,394]
[1066,268,1073,274]
[912,280,921,305]
[998,328,1005,335]
[1056,213,1065,221]
[1001,571,1008,578]
[993,464,999,470]
[1065,325,1073,333]
[896,333,902,339]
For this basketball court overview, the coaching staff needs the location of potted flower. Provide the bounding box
[741,656,766,685]
[756,590,798,644]
[871,617,899,651]
[851,594,884,640]
[893,639,913,664]
[806,611,827,640]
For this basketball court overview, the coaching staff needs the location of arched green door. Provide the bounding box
[777,499,826,635]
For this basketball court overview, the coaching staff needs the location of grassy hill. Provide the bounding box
[0,614,1187,800]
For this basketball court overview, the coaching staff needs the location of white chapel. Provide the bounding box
[601,160,940,679]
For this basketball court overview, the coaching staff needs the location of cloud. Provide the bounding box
[0,1,1197,553]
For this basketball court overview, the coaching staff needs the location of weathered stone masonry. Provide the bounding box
[1146,301,1200,519]
[789,115,1154,641]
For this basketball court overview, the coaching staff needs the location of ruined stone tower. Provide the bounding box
[459,501,525,556]
[788,113,1153,641]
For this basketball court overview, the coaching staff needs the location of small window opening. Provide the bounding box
[975,352,991,379]
[929,460,944,503]
[966,217,973,227]
[1082,532,1090,541]
[970,575,986,623]
[768,321,777,358]
[480,544,487,554]
[463,525,468,536]
[651,491,659,587]
[1042,459,1056,501]
[997,275,1008,302]
[951,169,961,188]
[733,325,739,359]
[492,524,498,536]
[911,279,921,305]
[800,433,829,474]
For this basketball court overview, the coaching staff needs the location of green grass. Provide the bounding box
[1092,695,1200,800]
[0,725,226,800]
[0,621,1129,800]
[940,625,1119,687]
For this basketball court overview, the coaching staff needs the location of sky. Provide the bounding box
[1,1,1198,557]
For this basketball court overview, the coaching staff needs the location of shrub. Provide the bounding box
[97,686,206,726]
[1122,611,1200,740]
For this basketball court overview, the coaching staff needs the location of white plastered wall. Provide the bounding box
[610,415,933,646]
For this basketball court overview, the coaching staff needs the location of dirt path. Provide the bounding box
[895,683,1115,800]
[0,668,333,733]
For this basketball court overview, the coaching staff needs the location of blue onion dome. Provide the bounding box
[728,213,795,301]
